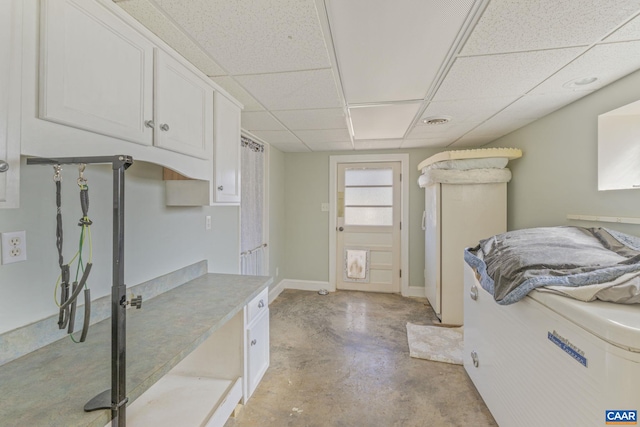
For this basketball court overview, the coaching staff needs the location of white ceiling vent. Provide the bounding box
[421,116,452,125]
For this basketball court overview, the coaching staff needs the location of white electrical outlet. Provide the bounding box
[1,230,27,264]
[205,215,212,230]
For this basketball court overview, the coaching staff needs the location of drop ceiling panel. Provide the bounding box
[250,130,301,145]
[605,14,640,42]
[272,108,347,130]
[530,41,640,95]
[433,48,584,101]
[293,129,351,144]
[353,139,403,150]
[306,141,354,151]
[450,135,495,147]
[241,112,286,131]
[326,0,476,103]
[461,0,640,55]
[421,96,519,124]
[152,0,331,75]
[210,77,264,111]
[407,121,480,139]
[494,91,591,121]
[269,142,311,152]
[236,69,342,110]
[350,103,421,140]
[470,118,535,137]
[401,137,452,148]
[115,0,226,76]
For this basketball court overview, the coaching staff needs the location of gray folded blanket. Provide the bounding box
[464,226,640,305]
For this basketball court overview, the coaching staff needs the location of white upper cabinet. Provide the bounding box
[40,0,154,146]
[154,50,213,160]
[213,92,241,203]
[0,0,22,209]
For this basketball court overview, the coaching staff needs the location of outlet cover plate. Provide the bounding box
[1,230,27,264]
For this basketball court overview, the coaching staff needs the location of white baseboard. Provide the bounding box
[268,279,286,304]
[281,279,331,293]
[403,286,425,298]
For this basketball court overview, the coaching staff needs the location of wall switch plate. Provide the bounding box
[321,203,329,212]
[1,230,27,264]
[205,215,212,230]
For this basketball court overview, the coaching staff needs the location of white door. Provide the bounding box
[336,162,401,293]
[40,0,154,145]
[154,49,212,159]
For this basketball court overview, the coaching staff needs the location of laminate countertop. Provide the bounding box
[0,273,271,427]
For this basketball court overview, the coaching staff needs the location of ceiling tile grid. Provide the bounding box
[209,76,264,112]
[241,112,286,131]
[530,40,640,95]
[420,96,519,124]
[407,121,481,140]
[433,48,585,102]
[152,0,331,75]
[353,139,403,150]
[401,137,453,148]
[267,142,311,152]
[293,129,351,144]
[461,0,640,55]
[250,130,302,145]
[605,13,640,42]
[272,108,348,130]
[349,103,422,140]
[306,141,354,151]
[236,69,342,111]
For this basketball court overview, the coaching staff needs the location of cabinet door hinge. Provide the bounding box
[399,269,402,278]
[400,221,402,230]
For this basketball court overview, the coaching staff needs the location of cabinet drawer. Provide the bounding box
[246,288,268,325]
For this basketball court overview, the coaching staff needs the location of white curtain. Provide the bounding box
[240,136,265,275]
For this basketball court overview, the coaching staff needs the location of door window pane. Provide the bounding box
[344,187,392,206]
[345,207,392,226]
[345,168,392,186]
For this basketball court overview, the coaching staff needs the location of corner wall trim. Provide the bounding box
[281,279,331,293]
[269,279,286,304]
[403,286,426,298]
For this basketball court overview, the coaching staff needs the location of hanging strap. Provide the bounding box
[54,166,71,330]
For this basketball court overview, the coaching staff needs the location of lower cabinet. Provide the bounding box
[126,289,270,427]
[244,288,270,401]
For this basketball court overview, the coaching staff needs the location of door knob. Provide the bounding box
[0,160,8,173]
[160,123,170,131]
[338,227,344,232]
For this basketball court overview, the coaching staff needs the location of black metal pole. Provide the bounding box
[112,161,127,427]
[27,155,133,425]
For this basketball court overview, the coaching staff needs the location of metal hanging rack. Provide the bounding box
[27,155,134,427]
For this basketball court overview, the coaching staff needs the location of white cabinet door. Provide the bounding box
[154,49,212,160]
[40,0,154,146]
[0,0,21,209]
[245,308,269,400]
[213,92,241,203]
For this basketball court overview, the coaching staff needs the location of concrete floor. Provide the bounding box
[225,290,497,427]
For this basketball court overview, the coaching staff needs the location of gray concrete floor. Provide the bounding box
[225,290,497,427]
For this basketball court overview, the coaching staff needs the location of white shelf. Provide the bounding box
[128,374,241,427]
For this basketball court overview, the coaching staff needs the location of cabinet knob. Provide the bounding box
[160,123,170,131]
[251,339,257,346]
[471,350,479,368]
[144,120,155,129]
[217,185,224,191]
[470,285,478,301]
[258,300,265,308]
[0,160,8,173]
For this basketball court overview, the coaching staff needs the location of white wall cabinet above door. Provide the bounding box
[0,0,22,209]
[213,92,241,203]
[154,49,212,160]
[39,0,154,146]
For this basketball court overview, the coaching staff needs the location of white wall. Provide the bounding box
[488,69,640,236]
[0,159,239,334]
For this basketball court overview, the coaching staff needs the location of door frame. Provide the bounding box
[329,154,409,295]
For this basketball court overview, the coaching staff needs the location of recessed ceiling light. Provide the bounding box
[421,115,452,125]
[563,76,598,89]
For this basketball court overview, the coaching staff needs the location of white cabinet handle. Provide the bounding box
[258,300,265,308]
[144,120,155,128]
[0,160,8,173]
[470,285,478,301]
[217,185,224,191]
[471,350,479,367]
[160,123,170,131]
[251,339,257,346]
[421,211,426,231]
